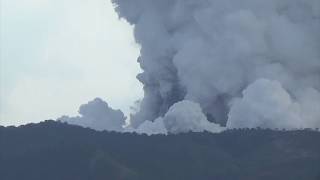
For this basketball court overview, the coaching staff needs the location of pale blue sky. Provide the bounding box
[0,0,143,125]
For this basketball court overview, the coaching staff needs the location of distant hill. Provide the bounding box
[1,120,320,180]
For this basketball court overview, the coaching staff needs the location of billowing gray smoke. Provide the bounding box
[58,98,126,131]
[59,0,320,134]
[112,0,320,130]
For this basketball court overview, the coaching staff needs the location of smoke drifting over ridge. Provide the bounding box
[60,0,320,133]
[58,98,126,132]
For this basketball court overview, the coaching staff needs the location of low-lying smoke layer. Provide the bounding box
[111,0,320,130]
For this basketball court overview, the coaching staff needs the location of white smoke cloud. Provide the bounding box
[137,100,224,134]
[58,98,126,131]
[112,0,320,130]
[136,117,167,135]
[161,100,224,134]
[227,79,302,129]
[60,99,223,134]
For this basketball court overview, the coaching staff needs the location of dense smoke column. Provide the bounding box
[113,0,320,129]
[113,0,213,127]
[114,0,190,128]
[131,62,186,128]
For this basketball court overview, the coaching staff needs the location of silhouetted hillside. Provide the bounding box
[1,120,320,180]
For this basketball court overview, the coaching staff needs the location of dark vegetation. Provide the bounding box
[0,120,320,180]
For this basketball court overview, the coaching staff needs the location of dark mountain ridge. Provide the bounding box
[1,120,320,180]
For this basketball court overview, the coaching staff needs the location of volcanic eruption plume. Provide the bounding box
[60,0,320,133]
[113,0,320,130]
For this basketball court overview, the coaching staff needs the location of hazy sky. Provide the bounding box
[0,0,143,126]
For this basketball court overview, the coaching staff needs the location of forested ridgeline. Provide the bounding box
[1,120,320,180]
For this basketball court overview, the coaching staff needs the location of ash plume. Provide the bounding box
[56,0,320,133]
[112,0,320,130]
